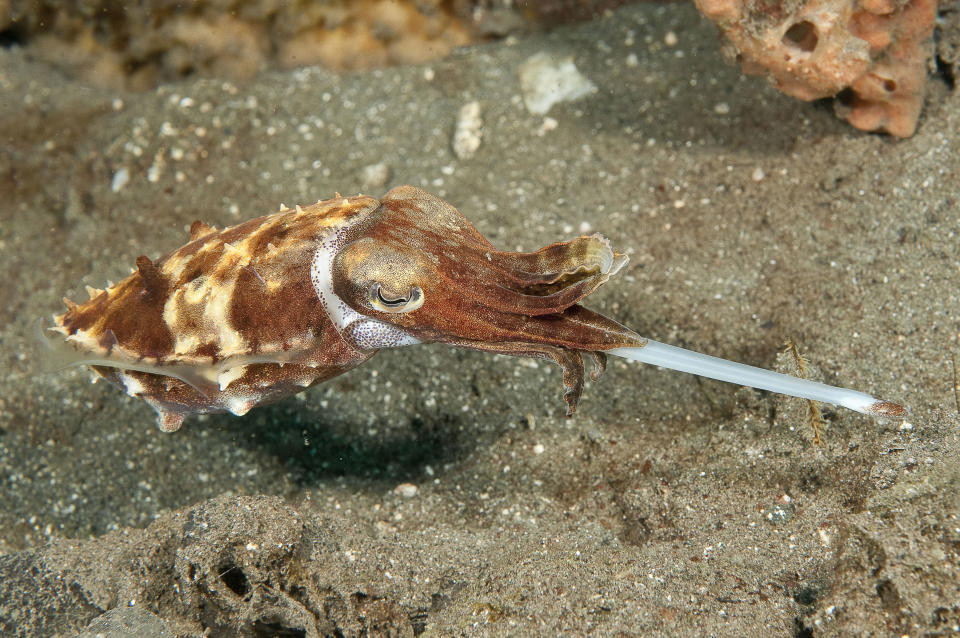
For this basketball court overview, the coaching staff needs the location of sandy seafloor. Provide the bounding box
[1,4,958,637]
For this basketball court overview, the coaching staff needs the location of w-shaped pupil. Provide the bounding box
[373,283,409,306]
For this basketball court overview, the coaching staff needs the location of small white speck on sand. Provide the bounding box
[111,167,130,192]
[536,117,559,137]
[361,162,391,191]
[394,483,419,499]
[147,150,165,183]
[453,101,483,160]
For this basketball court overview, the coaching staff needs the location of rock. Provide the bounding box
[518,52,597,115]
[76,606,173,638]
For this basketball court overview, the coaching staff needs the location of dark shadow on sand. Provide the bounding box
[212,400,469,487]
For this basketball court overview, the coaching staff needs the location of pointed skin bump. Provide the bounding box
[189,220,217,241]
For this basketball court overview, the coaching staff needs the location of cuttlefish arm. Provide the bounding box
[324,185,906,419]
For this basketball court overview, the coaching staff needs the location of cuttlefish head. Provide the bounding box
[311,185,645,414]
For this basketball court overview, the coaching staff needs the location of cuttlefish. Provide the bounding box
[49,185,906,431]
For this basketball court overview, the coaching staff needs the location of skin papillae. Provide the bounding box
[48,185,906,431]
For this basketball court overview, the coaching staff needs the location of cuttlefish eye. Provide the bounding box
[368,282,424,314]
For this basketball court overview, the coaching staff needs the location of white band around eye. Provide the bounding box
[310,228,421,350]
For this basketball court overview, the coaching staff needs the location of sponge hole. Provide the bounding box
[782,21,819,53]
[218,561,251,598]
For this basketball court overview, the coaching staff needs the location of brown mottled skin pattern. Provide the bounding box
[61,196,379,361]
[54,186,644,430]
[56,196,383,429]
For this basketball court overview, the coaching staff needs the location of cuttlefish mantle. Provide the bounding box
[47,185,906,431]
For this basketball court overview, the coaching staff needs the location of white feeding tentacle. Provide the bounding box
[607,340,906,417]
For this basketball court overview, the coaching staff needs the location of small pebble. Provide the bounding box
[664,31,678,47]
[537,117,559,136]
[111,167,130,192]
[518,52,596,115]
[360,162,391,191]
[453,101,483,160]
[394,483,419,499]
[751,167,766,182]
